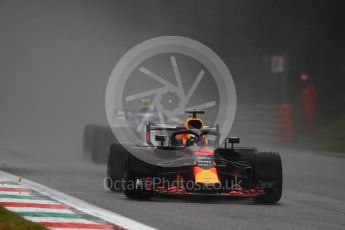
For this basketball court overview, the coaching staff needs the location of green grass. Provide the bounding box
[0,206,48,230]
[294,115,345,153]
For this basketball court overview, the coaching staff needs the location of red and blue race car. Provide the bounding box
[106,110,282,203]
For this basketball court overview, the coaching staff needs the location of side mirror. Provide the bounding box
[155,135,167,147]
[225,137,240,148]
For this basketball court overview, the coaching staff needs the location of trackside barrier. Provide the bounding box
[277,103,293,141]
[231,103,293,142]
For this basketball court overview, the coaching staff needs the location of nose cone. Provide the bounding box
[193,148,220,185]
[193,166,220,185]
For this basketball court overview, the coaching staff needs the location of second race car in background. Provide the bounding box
[83,106,160,163]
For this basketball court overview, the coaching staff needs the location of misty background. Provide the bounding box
[0,0,344,159]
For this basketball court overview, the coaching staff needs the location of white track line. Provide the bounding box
[0,170,156,230]
[0,191,32,195]
[24,217,97,224]
[7,207,75,213]
[0,184,25,188]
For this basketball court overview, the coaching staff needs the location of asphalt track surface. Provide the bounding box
[1,146,344,230]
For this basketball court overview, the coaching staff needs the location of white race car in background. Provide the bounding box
[83,106,160,163]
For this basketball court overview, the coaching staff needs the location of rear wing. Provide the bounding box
[146,122,220,146]
[146,122,181,145]
[148,123,183,131]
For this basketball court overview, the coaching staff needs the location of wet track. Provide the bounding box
[1,147,344,230]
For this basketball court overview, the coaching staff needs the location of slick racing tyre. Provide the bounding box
[83,125,96,161]
[91,126,115,164]
[252,152,282,203]
[106,143,126,192]
[123,152,153,199]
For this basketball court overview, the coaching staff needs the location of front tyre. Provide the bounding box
[252,152,282,203]
[123,153,152,199]
[83,125,95,161]
[106,143,126,192]
[123,179,153,199]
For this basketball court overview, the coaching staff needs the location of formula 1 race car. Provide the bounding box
[106,111,282,203]
[83,106,160,163]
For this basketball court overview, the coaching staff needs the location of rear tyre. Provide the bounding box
[83,125,95,161]
[252,152,282,203]
[91,126,115,164]
[106,143,126,192]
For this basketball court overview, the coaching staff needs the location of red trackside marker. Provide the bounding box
[40,222,121,229]
[0,187,32,192]
[0,202,71,209]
